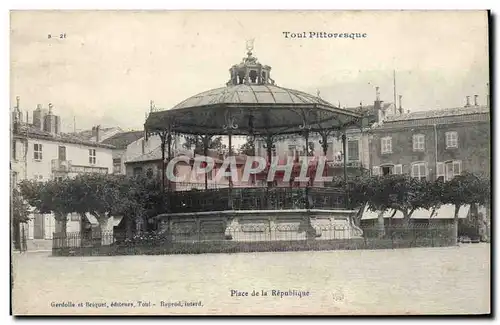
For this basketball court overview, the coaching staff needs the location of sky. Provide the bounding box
[10,10,489,133]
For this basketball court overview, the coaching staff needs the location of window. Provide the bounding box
[436,162,445,181]
[55,176,63,182]
[444,160,461,181]
[70,213,80,222]
[89,149,96,165]
[133,167,143,177]
[287,145,297,158]
[34,143,43,160]
[381,165,393,176]
[146,168,154,179]
[394,164,403,175]
[381,137,392,154]
[12,140,16,160]
[445,131,458,148]
[113,158,122,174]
[372,166,380,176]
[413,134,425,151]
[58,146,66,161]
[347,140,359,161]
[411,162,427,180]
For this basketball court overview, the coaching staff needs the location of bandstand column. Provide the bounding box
[202,134,211,190]
[300,118,312,209]
[341,131,349,209]
[166,128,173,192]
[263,134,275,188]
[159,132,167,193]
[223,110,238,209]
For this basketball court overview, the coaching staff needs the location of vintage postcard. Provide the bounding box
[10,10,491,316]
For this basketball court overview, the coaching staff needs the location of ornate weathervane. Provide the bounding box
[246,38,255,53]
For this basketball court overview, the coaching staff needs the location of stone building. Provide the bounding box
[11,100,115,243]
[369,95,490,180]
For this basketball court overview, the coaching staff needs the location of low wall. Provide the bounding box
[156,209,362,242]
[52,210,458,257]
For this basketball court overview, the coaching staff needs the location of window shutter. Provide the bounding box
[420,164,426,177]
[411,164,418,178]
[453,160,461,176]
[436,162,445,179]
[394,164,403,175]
[372,166,380,176]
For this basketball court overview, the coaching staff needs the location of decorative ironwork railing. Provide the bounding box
[167,186,348,213]
[51,223,457,256]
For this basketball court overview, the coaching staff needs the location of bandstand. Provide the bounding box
[144,44,368,242]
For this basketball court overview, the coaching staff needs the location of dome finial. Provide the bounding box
[246,38,255,56]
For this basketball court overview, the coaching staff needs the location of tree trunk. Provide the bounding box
[125,216,133,240]
[377,210,385,238]
[13,221,21,250]
[53,212,68,249]
[453,205,460,245]
[477,204,489,242]
[98,217,109,246]
[402,211,410,228]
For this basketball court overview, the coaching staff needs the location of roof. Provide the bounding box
[384,105,490,123]
[146,86,362,136]
[101,131,144,149]
[345,102,394,115]
[171,84,335,110]
[72,127,119,141]
[126,147,248,165]
[13,123,115,149]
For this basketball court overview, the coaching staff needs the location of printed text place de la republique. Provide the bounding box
[282,32,367,40]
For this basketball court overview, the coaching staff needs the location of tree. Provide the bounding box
[182,135,226,155]
[11,188,31,250]
[70,173,121,238]
[19,179,75,237]
[237,138,255,156]
[353,175,443,237]
[440,172,491,242]
[112,175,165,238]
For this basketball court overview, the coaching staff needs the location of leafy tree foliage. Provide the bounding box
[19,178,75,236]
[237,138,255,156]
[182,135,226,154]
[11,188,31,224]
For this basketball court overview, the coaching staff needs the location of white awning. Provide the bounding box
[361,204,470,220]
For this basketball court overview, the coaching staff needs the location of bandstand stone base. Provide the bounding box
[156,209,363,242]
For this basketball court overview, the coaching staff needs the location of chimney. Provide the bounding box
[474,95,479,107]
[398,95,403,114]
[374,87,385,122]
[43,103,59,135]
[95,125,101,142]
[12,96,22,124]
[465,96,471,107]
[33,104,48,130]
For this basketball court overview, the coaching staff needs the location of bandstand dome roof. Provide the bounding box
[145,45,365,136]
[171,84,334,110]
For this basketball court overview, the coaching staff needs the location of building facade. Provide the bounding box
[369,100,490,181]
[11,102,115,240]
